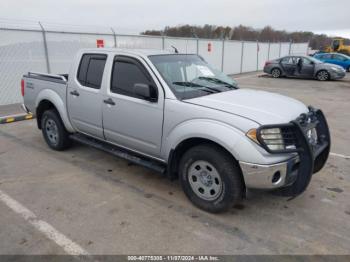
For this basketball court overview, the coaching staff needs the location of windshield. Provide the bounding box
[148,54,238,100]
[307,56,322,64]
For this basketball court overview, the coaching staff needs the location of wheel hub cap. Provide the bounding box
[188,160,223,201]
[45,119,58,145]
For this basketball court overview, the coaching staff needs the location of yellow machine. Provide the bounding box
[325,38,350,55]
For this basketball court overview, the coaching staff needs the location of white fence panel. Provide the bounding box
[223,41,242,75]
[269,43,281,60]
[46,32,115,73]
[164,38,197,54]
[0,29,47,105]
[291,43,308,55]
[198,40,223,70]
[242,42,258,72]
[116,35,162,49]
[258,43,270,70]
[280,43,291,57]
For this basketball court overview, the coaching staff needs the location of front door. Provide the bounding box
[67,54,107,138]
[102,55,164,158]
[299,57,315,78]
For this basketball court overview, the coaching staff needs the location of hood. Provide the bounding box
[324,63,345,70]
[186,89,308,125]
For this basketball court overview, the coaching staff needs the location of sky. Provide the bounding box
[0,0,349,38]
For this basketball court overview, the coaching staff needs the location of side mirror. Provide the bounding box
[133,83,157,102]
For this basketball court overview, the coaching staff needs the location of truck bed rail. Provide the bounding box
[28,72,67,82]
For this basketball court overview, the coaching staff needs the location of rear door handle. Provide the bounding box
[103,98,116,106]
[70,90,80,96]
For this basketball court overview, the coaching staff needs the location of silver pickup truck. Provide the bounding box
[22,48,330,213]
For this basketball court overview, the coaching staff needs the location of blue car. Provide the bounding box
[314,53,350,72]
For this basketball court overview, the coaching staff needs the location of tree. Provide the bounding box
[140,24,349,50]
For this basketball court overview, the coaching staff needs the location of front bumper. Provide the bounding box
[240,156,299,189]
[240,107,330,190]
[330,70,346,80]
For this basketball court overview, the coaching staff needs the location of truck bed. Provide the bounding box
[23,72,68,115]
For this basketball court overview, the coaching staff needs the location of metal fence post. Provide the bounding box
[196,38,199,55]
[38,22,51,73]
[162,36,165,50]
[267,41,271,60]
[256,40,259,71]
[240,41,245,73]
[289,40,292,55]
[278,42,282,57]
[221,39,225,71]
[111,28,117,48]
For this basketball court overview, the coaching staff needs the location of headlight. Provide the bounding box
[247,128,287,151]
[330,66,340,71]
[260,128,284,151]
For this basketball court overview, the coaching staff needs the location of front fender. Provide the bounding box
[162,119,290,165]
[35,89,75,133]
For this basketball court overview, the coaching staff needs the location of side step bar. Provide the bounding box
[69,133,166,174]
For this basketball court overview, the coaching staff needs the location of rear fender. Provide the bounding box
[35,89,74,132]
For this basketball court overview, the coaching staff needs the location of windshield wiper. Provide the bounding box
[198,77,236,88]
[172,81,221,93]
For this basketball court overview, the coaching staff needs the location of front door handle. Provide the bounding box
[70,90,80,96]
[103,98,116,106]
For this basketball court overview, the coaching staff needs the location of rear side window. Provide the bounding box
[281,57,296,65]
[322,54,332,59]
[111,57,155,99]
[77,54,107,89]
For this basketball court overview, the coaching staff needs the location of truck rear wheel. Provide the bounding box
[179,144,243,213]
[41,109,71,151]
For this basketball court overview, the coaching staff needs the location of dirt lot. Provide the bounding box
[0,73,350,255]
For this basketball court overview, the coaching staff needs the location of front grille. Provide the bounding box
[257,108,321,154]
[280,126,298,149]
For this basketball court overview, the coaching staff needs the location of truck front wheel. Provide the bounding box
[179,144,243,213]
[41,110,71,151]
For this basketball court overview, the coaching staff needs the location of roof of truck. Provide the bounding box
[80,48,176,57]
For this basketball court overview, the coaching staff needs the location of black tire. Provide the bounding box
[271,68,282,78]
[41,109,71,151]
[347,66,350,73]
[179,144,243,213]
[316,70,330,81]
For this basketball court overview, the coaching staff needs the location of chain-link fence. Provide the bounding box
[0,22,309,105]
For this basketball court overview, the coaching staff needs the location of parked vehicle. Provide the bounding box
[324,38,350,56]
[264,55,346,81]
[314,53,350,72]
[22,49,330,213]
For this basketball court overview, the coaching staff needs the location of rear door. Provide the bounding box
[322,54,332,63]
[102,55,164,157]
[67,54,107,138]
[280,57,296,76]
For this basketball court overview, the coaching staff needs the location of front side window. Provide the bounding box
[302,57,313,65]
[149,54,238,100]
[333,54,346,61]
[111,57,156,99]
[77,54,107,89]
